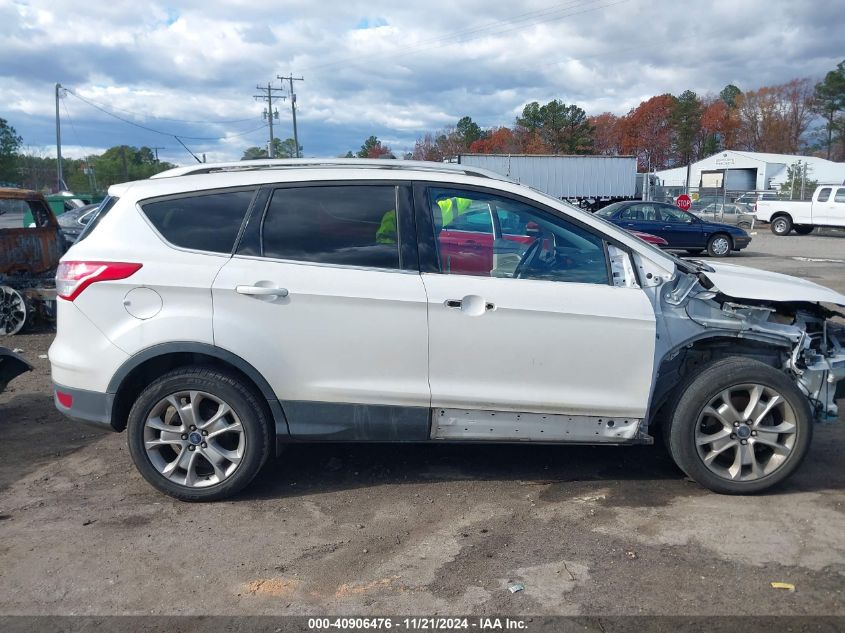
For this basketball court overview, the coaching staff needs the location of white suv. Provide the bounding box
[49,159,845,501]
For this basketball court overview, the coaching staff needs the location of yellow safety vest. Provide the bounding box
[438,197,472,227]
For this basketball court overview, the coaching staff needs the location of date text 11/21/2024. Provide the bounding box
[307,617,528,630]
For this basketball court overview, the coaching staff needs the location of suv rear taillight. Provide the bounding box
[56,261,142,301]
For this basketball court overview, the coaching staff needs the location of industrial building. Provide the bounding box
[655,150,845,193]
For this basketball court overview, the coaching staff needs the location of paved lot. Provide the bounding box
[1,228,844,616]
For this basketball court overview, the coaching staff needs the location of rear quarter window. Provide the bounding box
[141,189,255,253]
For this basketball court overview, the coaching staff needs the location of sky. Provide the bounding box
[2,0,844,166]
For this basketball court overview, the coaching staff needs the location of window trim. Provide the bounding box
[413,182,631,287]
[137,186,260,256]
[235,180,416,273]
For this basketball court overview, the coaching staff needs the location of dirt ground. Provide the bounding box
[0,229,844,616]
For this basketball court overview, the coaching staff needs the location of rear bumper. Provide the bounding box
[53,383,116,431]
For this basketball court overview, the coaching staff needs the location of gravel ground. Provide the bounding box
[0,227,844,616]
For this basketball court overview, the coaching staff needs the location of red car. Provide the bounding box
[627,230,668,247]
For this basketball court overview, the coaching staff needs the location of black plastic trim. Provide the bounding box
[106,342,289,437]
[281,401,431,441]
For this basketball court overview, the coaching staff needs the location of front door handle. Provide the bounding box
[445,297,495,313]
[236,285,289,298]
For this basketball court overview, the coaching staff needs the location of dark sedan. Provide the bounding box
[595,201,751,257]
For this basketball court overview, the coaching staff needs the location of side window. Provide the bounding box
[621,204,658,221]
[0,199,52,229]
[260,185,400,269]
[658,206,694,224]
[817,188,832,202]
[428,187,609,285]
[835,188,845,203]
[142,190,255,253]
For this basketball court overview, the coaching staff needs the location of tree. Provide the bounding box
[412,133,443,162]
[779,162,818,200]
[671,90,704,164]
[588,113,623,155]
[720,84,742,108]
[813,60,845,159]
[241,137,301,160]
[0,117,23,184]
[516,100,593,154]
[242,146,268,160]
[468,127,521,154]
[455,116,483,147]
[357,135,393,158]
[735,79,814,153]
[699,97,740,155]
[619,94,677,170]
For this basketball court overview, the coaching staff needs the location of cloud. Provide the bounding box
[0,0,842,165]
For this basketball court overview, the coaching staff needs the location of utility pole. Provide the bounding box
[278,75,304,157]
[254,82,284,157]
[55,83,64,191]
[151,146,165,162]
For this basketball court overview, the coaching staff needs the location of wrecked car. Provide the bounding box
[48,159,845,501]
[0,188,65,335]
[0,347,32,394]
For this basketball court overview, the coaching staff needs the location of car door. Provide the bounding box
[815,187,845,227]
[655,204,703,248]
[416,184,656,439]
[615,203,664,235]
[212,182,431,440]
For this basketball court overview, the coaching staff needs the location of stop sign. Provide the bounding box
[676,194,692,211]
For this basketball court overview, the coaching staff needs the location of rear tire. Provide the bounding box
[794,225,814,235]
[666,357,812,494]
[770,216,792,235]
[127,366,271,501]
[706,233,732,257]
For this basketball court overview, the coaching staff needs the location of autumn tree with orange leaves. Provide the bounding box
[409,61,841,171]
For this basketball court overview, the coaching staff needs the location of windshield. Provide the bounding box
[594,202,626,218]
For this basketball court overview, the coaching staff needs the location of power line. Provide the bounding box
[65,88,267,140]
[61,90,258,125]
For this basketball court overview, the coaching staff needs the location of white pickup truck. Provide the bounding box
[755,184,845,235]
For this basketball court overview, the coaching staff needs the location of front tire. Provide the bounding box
[666,357,812,494]
[706,233,732,257]
[127,366,271,501]
[771,216,792,235]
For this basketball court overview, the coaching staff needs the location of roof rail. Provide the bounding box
[149,158,512,182]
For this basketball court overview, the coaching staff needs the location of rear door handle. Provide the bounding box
[445,298,495,311]
[236,285,289,298]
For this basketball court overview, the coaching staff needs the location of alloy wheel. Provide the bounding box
[143,390,245,488]
[695,383,797,482]
[0,286,27,335]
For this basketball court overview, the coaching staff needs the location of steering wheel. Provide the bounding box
[513,238,542,279]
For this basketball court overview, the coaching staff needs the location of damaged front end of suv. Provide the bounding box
[628,253,845,493]
[643,255,844,423]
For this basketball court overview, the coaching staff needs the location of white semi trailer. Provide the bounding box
[456,154,646,211]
